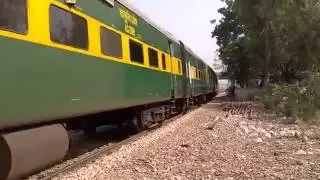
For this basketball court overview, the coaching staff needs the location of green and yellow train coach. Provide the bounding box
[0,0,218,179]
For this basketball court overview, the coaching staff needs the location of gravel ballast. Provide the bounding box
[56,102,320,180]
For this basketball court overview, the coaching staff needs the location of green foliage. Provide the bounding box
[271,1,320,80]
[211,1,244,48]
[213,0,320,85]
[262,77,320,121]
[212,0,320,122]
[221,37,260,87]
[212,1,260,87]
[232,0,285,87]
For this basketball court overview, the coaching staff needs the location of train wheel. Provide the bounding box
[181,100,188,114]
[129,115,145,134]
[203,95,207,104]
[165,107,171,119]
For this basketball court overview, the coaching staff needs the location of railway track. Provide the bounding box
[219,101,253,116]
[28,100,254,180]
[36,131,148,180]
[28,107,199,180]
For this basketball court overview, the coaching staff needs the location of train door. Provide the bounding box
[179,42,189,99]
[168,41,176,98]
[187,55,193,97]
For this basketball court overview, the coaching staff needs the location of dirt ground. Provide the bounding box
[57,99,320,180]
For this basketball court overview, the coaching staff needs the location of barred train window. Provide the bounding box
[100,27,122,58]
[129,39,144,64]
[148,48,159,68]
[49,5,88,50]
[0,0,27,34]
[161,53,166,70]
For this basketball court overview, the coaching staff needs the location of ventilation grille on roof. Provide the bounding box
[103,0,115,7]
[65,0,76,5]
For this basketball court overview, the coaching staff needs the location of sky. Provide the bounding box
[128,0,225,67]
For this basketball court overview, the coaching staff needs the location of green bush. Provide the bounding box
[262,77,320,121]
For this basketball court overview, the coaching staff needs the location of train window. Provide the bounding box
[49,5,88,50]
[129,39,144,64]
[195,70,198,79]
[178,61,181,74]
[0,0,28,34]
[148,48,159,68]
[100,27,122,58]
[162,53,166,70]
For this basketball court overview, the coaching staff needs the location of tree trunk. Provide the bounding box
[305,46,314,80]
[231,79,236,87]
[261,20,271,89]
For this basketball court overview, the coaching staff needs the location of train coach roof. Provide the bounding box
[117,0,180,44]
[116,0,212,69]
[184,45,206,63]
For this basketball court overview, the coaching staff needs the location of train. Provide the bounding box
[0,0,218,179]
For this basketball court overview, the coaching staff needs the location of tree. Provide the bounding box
[271,0,320,80]
[212,0,320,87]
[223,37,260,87]
[211,0,244,49]
[232,0,293,87]
[212,0,260,87]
